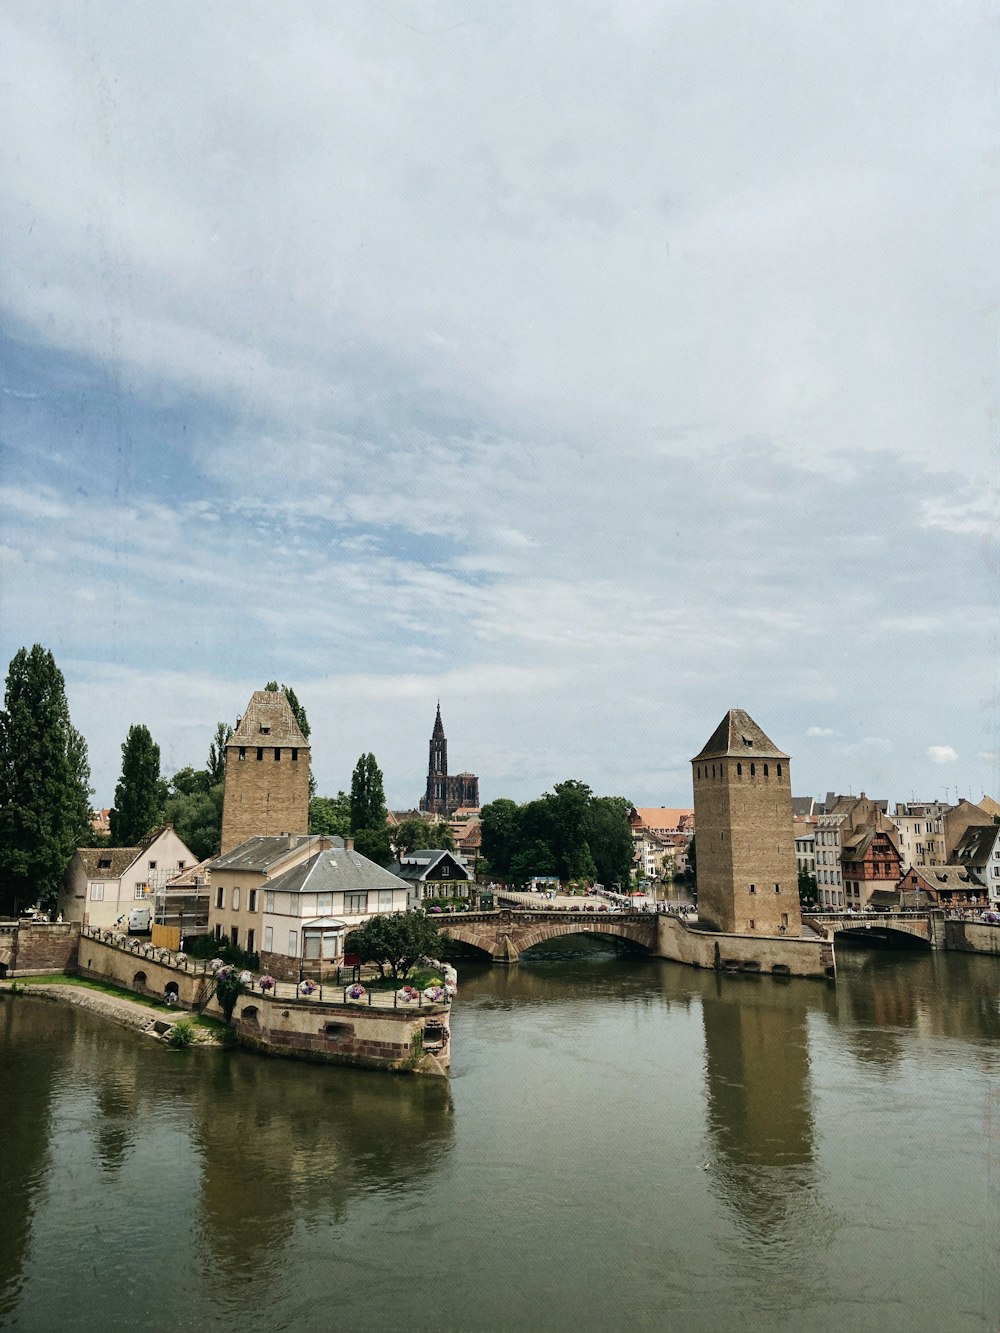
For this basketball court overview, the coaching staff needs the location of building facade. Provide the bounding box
[691,710,800,937]
[220,690,310,854]
[418,703,479,818]
[59,826,196,930]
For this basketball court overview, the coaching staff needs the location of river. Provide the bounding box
[2,943,999,1332]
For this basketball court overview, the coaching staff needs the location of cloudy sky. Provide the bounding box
[1,1,997,811]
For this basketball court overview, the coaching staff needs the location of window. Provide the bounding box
[216,886,225,910]
[345,892,368,915]
[274,747,281,761]
[304,932,322,960]
[291,748,298,762]
[215,923,223,941]
[239,746,246,761]
[178,861,185,870]
[233,887,240,911]
[750,763,756,777]
[441,863,450,878]
[378,890,393,911]
[265,891,275,912]
[257,747,264,761]
[264,926,273,952]
[737,763,742,776]
[777,764,782,778]
[230,926,239,948]
[148,860,157,870]
[763,764,769,777]
[90,883,105,901]
[135,883,147,899]
[749,884,756,894]
[317,892,333,914]
[288,929,298,957]
[248,889,257,912]
[774,883,780,893]
[98,858,112,870]
[748,919,755,931]
[246,929,255,954]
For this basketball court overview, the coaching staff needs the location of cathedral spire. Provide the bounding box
[432,700,445,740]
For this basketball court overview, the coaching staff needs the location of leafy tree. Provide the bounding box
[509,839,558,884]
[346,911,443,980]
[391,816,453,859]
[480,798,522,878]
[353,825,394,867]
[797,866,818,909]
[109,724,166,846]
[0,645,93,914]
[310,792,351,837]
[350,752,387,833]
[550,780,596,880]
[213,964,246,1023]
[585,796,633,887]
[206,722,232,786]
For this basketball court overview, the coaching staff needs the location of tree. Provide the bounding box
[585,796,634,887]
[797,866,818,909]
[479,798,522,878]
[206,722,232,786]
[0,645,93,914]
[509,839,558,884]
[350,753,387,833]
[346,911,443,980]
[353,825,394,867]
[391,817,453,860]
[109,725,165,846]
[309,792,351,837]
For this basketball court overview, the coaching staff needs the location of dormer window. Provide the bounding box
[260,725,271,735]
[98,858,111,870]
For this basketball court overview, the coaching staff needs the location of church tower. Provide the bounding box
[419,702,449,817]
[691,709,800,937]
[220,690,311,853]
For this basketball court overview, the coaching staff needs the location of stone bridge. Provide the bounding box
[805,911,942,948]
[439,909,659,963]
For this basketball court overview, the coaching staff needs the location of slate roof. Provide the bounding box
[692,709,789,761]
[899,864,982,892]
[210,834,340,873]
[952,823,1000,870]
[264,848,407,895]
[77,847,141,878]
[391,849,473,883]
[229,691,309,749]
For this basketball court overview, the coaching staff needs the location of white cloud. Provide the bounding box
[928,746,959,765]
[807,726,836,737]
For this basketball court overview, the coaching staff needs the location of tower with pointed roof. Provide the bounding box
[691,709,800,937]
[220,690,311,853]
[418,703,479,817]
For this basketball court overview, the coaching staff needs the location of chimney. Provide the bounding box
[345,836,355,852]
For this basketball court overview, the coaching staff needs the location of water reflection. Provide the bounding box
[701,976,821,1242]
[190,1049,453,1299]
[0,998,69,1317]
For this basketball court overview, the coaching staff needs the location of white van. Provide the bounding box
[127,905,152,933]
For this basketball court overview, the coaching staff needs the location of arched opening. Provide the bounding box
[323,1021,353,1039]
[164,981,179,1001]
[241,1005,260,1026]
[132,970,147,991]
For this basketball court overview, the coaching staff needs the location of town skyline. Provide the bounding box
[1,5,996,811]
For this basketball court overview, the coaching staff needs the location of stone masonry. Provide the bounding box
[692,710,801,938]
[221,691,311,853]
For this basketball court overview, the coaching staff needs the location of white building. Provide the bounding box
[59,826,197,930]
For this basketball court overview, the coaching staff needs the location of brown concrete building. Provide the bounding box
[220,691,310,854]
[691,709,800,937]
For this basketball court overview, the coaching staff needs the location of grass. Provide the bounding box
[6,973,224,1033]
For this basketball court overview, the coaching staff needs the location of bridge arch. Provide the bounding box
[830,924,931,949]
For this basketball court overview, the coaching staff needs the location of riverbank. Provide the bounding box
[0,977,226,1044]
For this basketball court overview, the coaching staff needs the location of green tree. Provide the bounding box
[346,911,443,980]
[206,722,232,786]
[350,753,387,833]
[509,839,558,884]
[479,798,522,878]
[391,816,453,860]
[309,792,351,837]
[0,645,93,914]
[550,779,596,880]
[585,795,634,887]
[353,825,394,867]
[109,725,166,846]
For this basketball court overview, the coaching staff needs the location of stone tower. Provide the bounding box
[220,690,310,853]
[691,709,800,937]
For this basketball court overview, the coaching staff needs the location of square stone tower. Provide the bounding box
[691,709,800,937]
[220,691,311,853]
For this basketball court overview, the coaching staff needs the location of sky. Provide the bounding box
[1,1,997,813]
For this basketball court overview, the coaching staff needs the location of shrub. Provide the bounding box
[166,1019,195,1049]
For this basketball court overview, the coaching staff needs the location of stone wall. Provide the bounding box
[944,920,1000,955]
[5,922,80,976]
[221,744,310,853]
[233,995,450,1074]
[76,935,213,1007]
[656,914,834,979]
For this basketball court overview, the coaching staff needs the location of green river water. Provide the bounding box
[2,943,999,1332]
